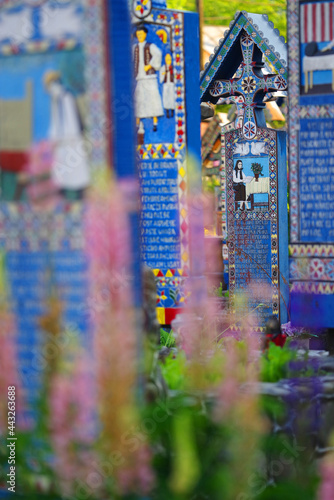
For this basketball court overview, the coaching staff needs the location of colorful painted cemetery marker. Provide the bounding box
[288,0,334,328]
[200,12,289,327]
[0,0,139,425]
[131,0,202,325]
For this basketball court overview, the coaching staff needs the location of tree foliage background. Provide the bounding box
[167,0,287,39]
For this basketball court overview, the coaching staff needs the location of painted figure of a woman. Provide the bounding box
[233,160,252,210]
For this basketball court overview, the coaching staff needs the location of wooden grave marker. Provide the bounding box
[200,12,289,328]
[131,0,203,325]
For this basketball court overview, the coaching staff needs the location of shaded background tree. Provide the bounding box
[167,0,287,38]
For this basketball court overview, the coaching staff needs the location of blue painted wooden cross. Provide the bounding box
[200,14,290,326]
[208,32,287,140]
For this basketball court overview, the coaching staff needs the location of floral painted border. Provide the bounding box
[225,127,279,319]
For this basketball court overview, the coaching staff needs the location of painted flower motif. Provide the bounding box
[243,120,257,139]
[274,74,287,90]
[241,76,256,94]
[133,0,152,18]
[265,49,271,56]
[309,258,325,279]
[209,80,224,97]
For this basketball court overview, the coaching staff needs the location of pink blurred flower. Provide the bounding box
[85,178,154,496]
[0,307,24,432]
[49,351,96,497]
[318,447,334,500]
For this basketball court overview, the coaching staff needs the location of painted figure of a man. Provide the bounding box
[133,24,164,140]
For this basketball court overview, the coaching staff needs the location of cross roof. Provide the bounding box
[200,11,288,140]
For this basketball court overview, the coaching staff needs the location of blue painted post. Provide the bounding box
[130,0,203,325]
[288,0,334,331]
[106,0,142,307]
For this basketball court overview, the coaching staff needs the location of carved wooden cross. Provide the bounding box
[208,31,287,140]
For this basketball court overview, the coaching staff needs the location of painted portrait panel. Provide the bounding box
[133,21,177,145]
[0,0,90,201]
[232,140,270,212]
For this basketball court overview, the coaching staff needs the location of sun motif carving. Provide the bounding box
[241,33,253,47]
[133,0,152,19]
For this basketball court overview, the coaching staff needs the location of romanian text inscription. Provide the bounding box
[300,118,334,243]
[234,219,271,287]
[140,160,181,269]
[233,219,272,321]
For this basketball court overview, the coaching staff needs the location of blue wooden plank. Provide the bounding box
[277,131,289,324]
[107,0,142,306]
[291,292,334,329]
[106,0,137,180]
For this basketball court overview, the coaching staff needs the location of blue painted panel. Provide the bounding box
[6,247,90,425]
[234,219,273,325]
[183,11,206,284]
[299,118,334,243]
[133,5,204,319]
[184,12,201,165]
[225,128,288,326]
[107,0,142,306]
[107,0,137,179]
[291,291,334,329]
[0,49,85,142]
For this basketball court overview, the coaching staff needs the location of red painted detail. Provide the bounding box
[179,180,186,191]
[182,266,189,277]
[181,220,188,232]
[0,151,27,173]
[164,307,183,326]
